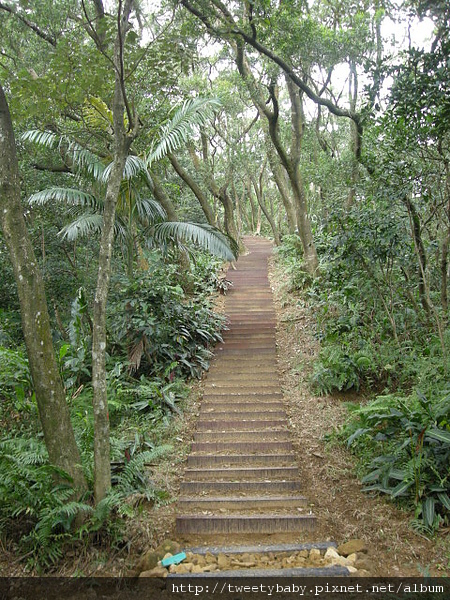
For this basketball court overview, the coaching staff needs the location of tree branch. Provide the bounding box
[0,2,56,46]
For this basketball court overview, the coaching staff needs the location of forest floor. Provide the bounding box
[3,245,449,578]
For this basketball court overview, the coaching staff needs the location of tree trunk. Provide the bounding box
[91,1,136,504]
[264,131,297,234]
[246,176,258,232]
[0,83,87,492]
[169,152,216,225]
[234,41,318,273]
[147,170,178,221]
[251,174,280,244]
[347,61,359,207]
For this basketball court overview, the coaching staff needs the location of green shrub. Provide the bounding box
[108,253,225,380]
[311,344,373,394]
[342,390,450,532]
[0,436,170,569]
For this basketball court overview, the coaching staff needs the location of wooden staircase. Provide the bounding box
[176,238,317,538]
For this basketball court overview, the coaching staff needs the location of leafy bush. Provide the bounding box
[342,391,450,532]
[0,346,36,433]
[108,252,225,380]
[311,344,373,394]
[0,436,170,569]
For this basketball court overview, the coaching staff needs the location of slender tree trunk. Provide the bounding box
[251,174,280,244]
[169,152,216,225]
[91,1,136,504]
[347,61,359,207]
[147,170,178,221]
[265,132,296,234]
[0,83,87,492]
[247,176,258,232]
[233,41,318,273]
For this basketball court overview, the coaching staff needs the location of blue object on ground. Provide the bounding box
[161,552,187,567]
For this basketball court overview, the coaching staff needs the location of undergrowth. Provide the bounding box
[275,212,450,533]
[0,248,225,570]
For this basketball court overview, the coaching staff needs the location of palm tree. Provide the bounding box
[24,98,237,280]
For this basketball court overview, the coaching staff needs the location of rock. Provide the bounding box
[155,540,181,557]
[324,547,340,560]
[347,553,357,564]
[205,552,217,565]
[347,566,358,574]
[192,565,203,573]
[137,551,160,573]
[239,561,256,568]
[330,556,352,567]
[354,557,373,572]
[337,539,368,556]
[309,549,321,561]
[172,564,191,574]
[355,569,371,577]
[296,550,309,558]
[140,566,168,578]
[217,554,230,570]
[202,564,218,572]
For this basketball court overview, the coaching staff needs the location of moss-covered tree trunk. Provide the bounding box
[0,82,87,493]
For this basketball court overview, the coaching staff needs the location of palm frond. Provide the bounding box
[151,222,238,261]
[21,129,59,148]
[22,129,106,181]
[66,141,106,181]
[59,213,104,241]
[134,197,166,223]
[27,187,98,207]
[147,98,221,166]
[101,155,147,184]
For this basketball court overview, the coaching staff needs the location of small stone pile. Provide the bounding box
[137,539,373,577]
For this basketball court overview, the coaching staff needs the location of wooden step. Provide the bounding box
[196,419,286,431]
[199,409,286,419]
[190,441,293,453]
[193,430,291,442]
[177,495,308,511]
[179,480,302,494]
[202,393,283,401]
[176,514,316,534]
[183,466,299,481]
[187,453,296,467]
[201,402,285,412]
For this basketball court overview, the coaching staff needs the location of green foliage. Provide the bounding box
[151,221,238,262]
[311,344,372,395]
[108,251,225,380]
[0,435,170,569]
[146,97,222,165]
[342,391,450,533]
